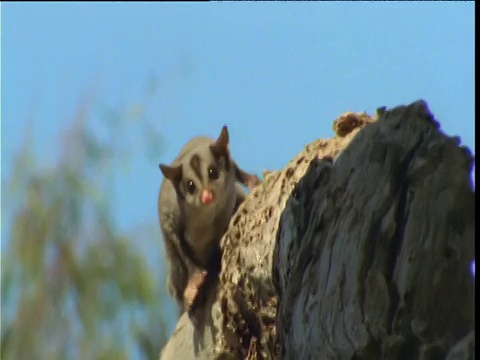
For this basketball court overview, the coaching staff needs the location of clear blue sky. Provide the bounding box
[1,0,475,284]
[2,3,475,235]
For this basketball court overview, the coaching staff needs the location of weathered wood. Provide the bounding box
[159,287,222,360]
[275,100,475,359]
[159,100,475,360]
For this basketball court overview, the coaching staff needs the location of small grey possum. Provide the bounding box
[158,125,260,319]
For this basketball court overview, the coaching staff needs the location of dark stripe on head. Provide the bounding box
[224,154,231,171]
[190,154,203,182]
[209,143,231,171]
[218,150,231,171]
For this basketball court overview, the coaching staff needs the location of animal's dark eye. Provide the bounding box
[208,165,219,180]
[186,180,196,194]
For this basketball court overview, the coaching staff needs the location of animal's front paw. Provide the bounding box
[184,269,208,325]
[183,269,207,311]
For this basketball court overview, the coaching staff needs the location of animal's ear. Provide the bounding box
[210,125,230,159]
[159,164,182,184]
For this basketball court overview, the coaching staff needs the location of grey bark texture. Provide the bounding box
[159,100,475,360]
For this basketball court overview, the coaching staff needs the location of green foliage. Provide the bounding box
[1,95,170,359]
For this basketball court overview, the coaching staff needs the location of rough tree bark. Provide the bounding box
[159,100,475,360]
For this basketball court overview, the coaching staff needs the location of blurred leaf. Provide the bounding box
[2,88,171,359]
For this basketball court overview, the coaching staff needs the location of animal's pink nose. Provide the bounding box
[201,189,214,204]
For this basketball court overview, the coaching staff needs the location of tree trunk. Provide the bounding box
[160,100,475,360]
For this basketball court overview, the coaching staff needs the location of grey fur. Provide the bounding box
[158,126,260,315]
